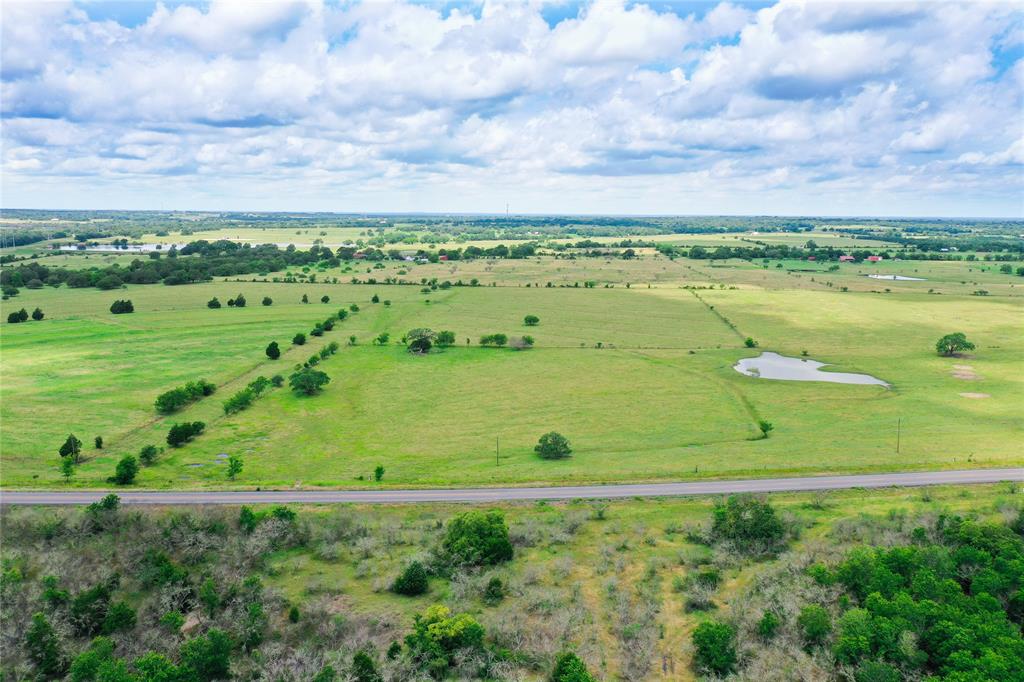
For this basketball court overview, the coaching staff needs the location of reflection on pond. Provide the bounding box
[734,352,889,387]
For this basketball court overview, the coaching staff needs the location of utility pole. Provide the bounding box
[896,417,901,454]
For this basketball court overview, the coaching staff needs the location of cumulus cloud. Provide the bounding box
[0,0,1021,215]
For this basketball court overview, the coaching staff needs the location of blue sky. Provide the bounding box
[2,0,1022,216]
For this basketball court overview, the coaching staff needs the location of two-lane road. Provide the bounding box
[1,468,1021,505]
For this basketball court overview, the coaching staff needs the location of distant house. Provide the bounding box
[838,255,855,262]
[439,255,449,261]
[867,255,883,262]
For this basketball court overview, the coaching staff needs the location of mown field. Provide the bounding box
[1,250,1020,489]
[2,483,1021,680]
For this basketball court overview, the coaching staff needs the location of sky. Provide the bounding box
[1,0,1023,217]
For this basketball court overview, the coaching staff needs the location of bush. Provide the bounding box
[25,612,65,678]
[292,333,306,346]
[711,494,785,551]
[154,380,215,413]
[744,337,758,348]
[223,389,255,415]
[110,456,138,485]
[550,652,595,682]
[179,628,232,681]
[109,299,134,314]
[535,431,572,459]
[289,367,330,395]
[265,341,280,359]
[102,602,137,633]
[757,610,780,640]
[31,307,44,320]
[798,604,831,645]
[233,294,246,307]
[483,576,505,605]
[321,295,330,303]
[691,621,736,676]
[443,510,513,566]
[7,308,28,323]
[479,333,508,347]
[436,330,455,347]
[392,561,429,596]
[167,421,205,447]
[524,314,540,326]
[139,444,159,466]
[404,606,484,675]
[262,296,272,306]
[207,297,221,308]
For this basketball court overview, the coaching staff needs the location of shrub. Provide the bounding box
[483,576,505,605]
[7,308,28,323]
[31,307,44,320]
[233,294,246,307]
[321,295,330,303]
[798,604,831,645]
[744,337,758,348]
[479,333,508,347]
[711,494,785,551]
[207,297,221,309]
[535,431,572,459]
[94,435,103,449]
[179,628,232,681]
[139,444,159,466]
[167,421,205,447]
[262,296,272,306]
[109,456,138,485]
[405,606,484,675]
[392,561,429,596]
[524,314,540,326]
[442,510,513,566]
[102,601,137,633]
[265,341,280,359]
[289,367,330,395]
[25,612,65,678]
[436,330,455,347]
[292,333,306,346]
[109,299,134,314]
[223,389,254,415]
[691,621,736,676]
[550,652,595,682]
[757,610,780,640]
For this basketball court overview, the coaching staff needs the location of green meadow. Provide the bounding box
[1,248,1020,489]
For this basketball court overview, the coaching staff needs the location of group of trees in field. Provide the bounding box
[207,294,252,308]
[5,307,43,323]
[154,380,216,414]
[109,299,134,314]
[223,375,280,416]
[166,421,205,447]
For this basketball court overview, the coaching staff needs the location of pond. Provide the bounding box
[734,352,889,387]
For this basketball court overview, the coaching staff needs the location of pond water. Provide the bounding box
[734,352,889,387]
[866,274,925,281]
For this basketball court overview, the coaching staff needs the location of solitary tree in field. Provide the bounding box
[110,456,138,485]
[744,337,758,348]
[524,314,540,326]
[758,420,774,438]
[302,294,309,303]
[535,432,572,460]
[207,297,221,309]
[321,295,330,304]
[374,465,385,482]
[94,436,103,449]
[262,296,273,306]
[289,368,330,395]
[936,332,975,356]
[292,333,306,346]
[31,307,44,321]
[266,341,281,360]
[374,332,390,346]
[59,434,83,464]
[227,456,243,480]
[406,328,436,354]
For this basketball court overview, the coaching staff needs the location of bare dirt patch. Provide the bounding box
[951,365,980,380]
[958,392,990,399]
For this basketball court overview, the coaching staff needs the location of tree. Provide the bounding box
[406,328,436,354]
[798,604,831,645]
[289,367,330,395]
[351,651,381,682]
[405,606,485,674]
[692,621,736,676]
[374,465,385,481]
[265,341,280,360]
[110,456,138,485]
[436,330,455,347]
[207,297,221,309]
[94,435,103,449]
[179,628,232,681]
[321,295,330,303]
[31,307,44,320]
[758,419,774,438]
[936,332,975,356]
[302,294,309,303]
[61,457,75,483]
[348,335,357,346]
[524,314,540,326]
[443,510,513,566]
[25,612,65,678]
[102,601,136,633]
[199,578,220,617]
[292,332,306,346]
[535,432,572,460]
[139,444,159,466]
[109,300,134,314]
[550,652,595,682]
[480,333,508,347]
[392,561,429,596]
[59,434,83,464]
[711,494,785,550]
[7,308,28,323]
[744,337,758,348]
[233,294,246,307]
[262,296,272,306]
[167,422,205,447]
[227,456,243,480]
[374,332,390,346]
[371,294,379,303]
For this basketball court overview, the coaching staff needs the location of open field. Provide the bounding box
[2,250,1020,489]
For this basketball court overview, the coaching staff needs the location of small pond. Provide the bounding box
[866,274,925,281]
[734,352,889,387]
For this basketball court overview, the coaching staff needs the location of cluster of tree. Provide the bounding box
[5,307,43,323]
[154,379,216,414]
[404,328,455,354]
[166,421,205,447]
[479,333,508,347]
[207,294,249,308]
[109,300,134,314]
[222,375,280,415]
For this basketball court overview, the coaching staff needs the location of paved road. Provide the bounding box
[1,468,1021,506]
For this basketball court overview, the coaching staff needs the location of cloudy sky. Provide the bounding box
[2,0,1022,216]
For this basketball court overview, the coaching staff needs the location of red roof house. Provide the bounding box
[867,255,883,262]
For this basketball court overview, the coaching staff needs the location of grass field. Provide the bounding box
[2,249,1020,489]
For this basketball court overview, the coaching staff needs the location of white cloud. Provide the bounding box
[1,0,1022,216]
